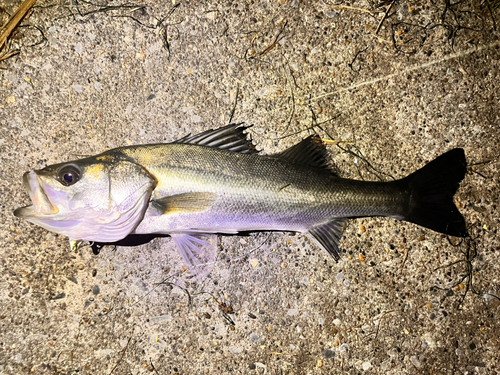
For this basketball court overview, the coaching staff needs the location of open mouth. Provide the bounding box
[14,171,59,218]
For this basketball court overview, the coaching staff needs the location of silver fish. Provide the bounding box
[14,124,467,277]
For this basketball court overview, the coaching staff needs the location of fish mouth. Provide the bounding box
[14,171,59,219]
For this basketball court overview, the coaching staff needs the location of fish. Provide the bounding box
[14,124,467,278]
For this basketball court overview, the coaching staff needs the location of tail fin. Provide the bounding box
[400,148,467,237]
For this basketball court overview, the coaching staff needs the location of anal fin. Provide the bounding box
[171,233,218,281]
[306,219,347,261]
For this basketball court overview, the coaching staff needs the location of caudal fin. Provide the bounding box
[401,148,467,237]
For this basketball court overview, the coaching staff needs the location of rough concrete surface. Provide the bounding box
[1,0,499,374]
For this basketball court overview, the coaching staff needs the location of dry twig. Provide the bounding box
[0,0,37,51]
[330,5,375,17]
[109,333,133,375]
[375,0,396,34]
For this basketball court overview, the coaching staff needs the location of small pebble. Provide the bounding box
[287,308,298,316]
[92,285,100,295]
[249,332,260,343]
[325,10,337,18]
[410,356,421,368]
[323,349,335,359]
[362,361,372,370]
[52,293,65,300]
[150,315,172,323]
[248,313,256,319]
[92,269,97,277]
[229,346,242,355]
[74,43,83,54]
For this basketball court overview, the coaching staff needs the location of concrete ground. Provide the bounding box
[1,0,499,374]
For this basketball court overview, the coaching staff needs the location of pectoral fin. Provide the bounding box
[306,218,347,261]
[171,233,218,281]
[151,192,216,215]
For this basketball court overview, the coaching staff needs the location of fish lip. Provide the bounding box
[23,170,34,195]
[13,205,35,218]
[14,172,36,218]
[14,171,58,218]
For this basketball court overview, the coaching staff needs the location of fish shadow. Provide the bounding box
[90,232,258,255]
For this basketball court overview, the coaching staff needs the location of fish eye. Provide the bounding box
[58,165,81,186]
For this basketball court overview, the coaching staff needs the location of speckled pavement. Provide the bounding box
[1,1,499,374]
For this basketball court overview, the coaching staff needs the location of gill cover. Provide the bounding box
[86,159,158,242]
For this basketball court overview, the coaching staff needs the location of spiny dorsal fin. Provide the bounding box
[174,123,257,154]
[306,218,347,261]
[277,135,334,171]
[151,192,216,215]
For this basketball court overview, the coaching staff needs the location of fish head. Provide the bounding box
[14,154,157,242]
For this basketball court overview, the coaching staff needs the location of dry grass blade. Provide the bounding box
[0,49,20,62]
[330,5,375,17]
[0,0,37,51]
[375,0,396,34]
[108,332,133,375]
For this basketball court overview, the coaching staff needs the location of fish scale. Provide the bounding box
[121,143,402,235]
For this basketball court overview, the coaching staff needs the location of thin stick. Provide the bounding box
[0,49,20,62]
[228,83,239,124]
[331,5,375,17]
[280,65,295,136]
[150,358,160,375]
[308,40,500,103]
[375,0,396,35]
[0,0,37,51]
[109,333,133,375]
[260,20,288,57]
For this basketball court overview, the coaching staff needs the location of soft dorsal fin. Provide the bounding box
[174,123,257,154]
[151,192,216,215]
[277,135,334,171]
